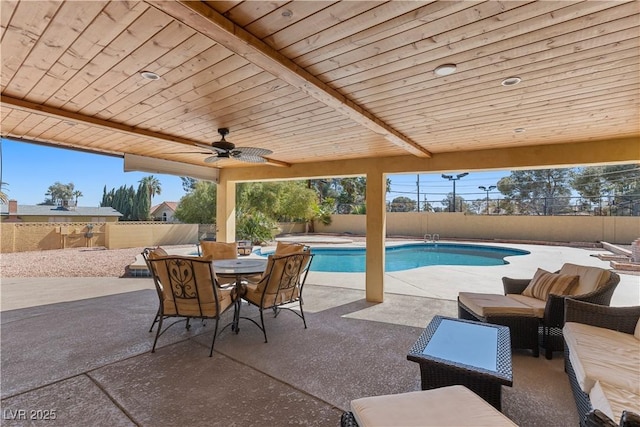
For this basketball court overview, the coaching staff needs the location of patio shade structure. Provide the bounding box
[1,1,638,302]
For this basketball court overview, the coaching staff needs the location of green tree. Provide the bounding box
[497,169,571,215]
[441,193,470,213]
[139,175,161,207]
[72,190,83,204]
[44,182,75,205]
[390,196,416,212]
[237,181,319,222]
[180,177,198,193]
[174,181,217,224]
[571,164,640,215]
[134,182,150,220]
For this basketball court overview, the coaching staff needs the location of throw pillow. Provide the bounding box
[522,268,579,301]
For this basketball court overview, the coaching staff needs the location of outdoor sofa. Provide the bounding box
[563,299,640,427]
[458,263,620,358]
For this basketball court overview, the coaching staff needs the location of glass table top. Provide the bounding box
[422,318,498,371]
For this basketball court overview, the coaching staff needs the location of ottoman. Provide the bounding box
[458,292,540,357]
[341,385,517,427]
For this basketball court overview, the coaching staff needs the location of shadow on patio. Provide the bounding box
[1,281,578,426]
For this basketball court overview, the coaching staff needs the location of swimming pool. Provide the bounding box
[258,243,529,272]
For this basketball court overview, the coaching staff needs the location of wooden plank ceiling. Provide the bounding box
[1,1,638,169]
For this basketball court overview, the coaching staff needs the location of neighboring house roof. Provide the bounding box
[151,202,178,216]
[0,205,122,217]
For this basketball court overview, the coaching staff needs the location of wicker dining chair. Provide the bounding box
[145,254,237,356]
[239,251,313,343]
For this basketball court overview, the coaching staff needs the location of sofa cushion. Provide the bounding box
[590,380,640,425]
[459,292,537,317]
[589,381,616,423]
[521,268,578,301]
[350,385,517,427]
[559,263,610,295]
[564,322,640,394]
[506,294,547,318]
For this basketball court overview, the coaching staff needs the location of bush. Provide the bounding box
[237,211,277,245]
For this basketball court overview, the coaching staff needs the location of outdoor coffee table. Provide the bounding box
[407,315,513,410]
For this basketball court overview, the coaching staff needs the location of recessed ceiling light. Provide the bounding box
[514,128,526,133]
[434,63,457,77]
[140,71,160,81]
[281,9,293,17]
[501,76,522,87]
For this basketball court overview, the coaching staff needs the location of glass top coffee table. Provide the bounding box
[407,315,513,410]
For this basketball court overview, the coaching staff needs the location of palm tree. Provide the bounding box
[139,175,161,206]
[72,190,83,205]
[0,181,8,205]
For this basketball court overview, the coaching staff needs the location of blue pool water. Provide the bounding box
[258,243,529,273]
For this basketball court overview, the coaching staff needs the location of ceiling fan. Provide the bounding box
[193,128,273,164]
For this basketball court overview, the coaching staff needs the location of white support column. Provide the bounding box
[215,176,236,243]
[365,167,386,302]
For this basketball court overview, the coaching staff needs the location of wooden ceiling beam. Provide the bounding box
[0,96,290,168]
[149,0,432,159]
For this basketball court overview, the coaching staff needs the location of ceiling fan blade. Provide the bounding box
[233,153,268,163]
[163,151,212,154]
[204,155,222,163]
[234,147,273,157]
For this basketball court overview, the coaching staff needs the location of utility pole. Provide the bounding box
[416,174,420,212]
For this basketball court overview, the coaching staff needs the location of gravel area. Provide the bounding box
[1,246,190,278]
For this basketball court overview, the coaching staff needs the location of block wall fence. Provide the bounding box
[1,214,638,253]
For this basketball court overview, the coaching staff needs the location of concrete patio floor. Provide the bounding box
[1,241,638,426]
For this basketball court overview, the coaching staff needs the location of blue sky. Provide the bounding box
[1,138,508,207]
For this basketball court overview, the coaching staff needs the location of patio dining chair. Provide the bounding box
[198,241,240,286]
[239,251,313,343]
[145,253,237,356]
[142,246,168,332]
[199,240,238,260]
[274,241,310,255]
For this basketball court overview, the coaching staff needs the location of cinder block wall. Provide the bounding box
[315,213,639,244]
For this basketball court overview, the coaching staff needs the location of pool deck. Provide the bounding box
[5,240,636,313]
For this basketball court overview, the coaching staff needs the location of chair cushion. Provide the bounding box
[563,322,640,394]
[275,241,306,255]
[200,241,238,260]
[505,294,547,318]
[350,385,517,427]
[458,292,536,317]
[147,247,168,258]
[559,263,611,295]
[521,268,578,301]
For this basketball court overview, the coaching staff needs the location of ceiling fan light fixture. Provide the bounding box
[501,76,522,87]
[514,128,526,133]
[434,63,457,77]
[281,9,293,17]
[140,71,160,81]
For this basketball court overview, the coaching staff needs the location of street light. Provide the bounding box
[478,185,497,215]
[441,172,468,212]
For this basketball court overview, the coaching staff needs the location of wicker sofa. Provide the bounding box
[459,263,620,359]
[564,299,640,427]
